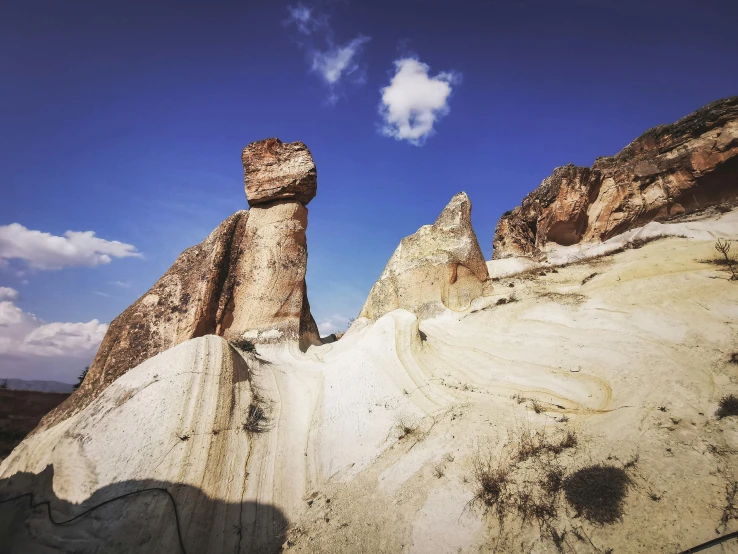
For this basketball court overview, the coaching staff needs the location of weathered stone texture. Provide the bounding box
[360,192,490,320]
[493,97,738,258]
[242,138,317,207]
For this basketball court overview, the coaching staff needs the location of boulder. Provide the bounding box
[359,192,490,320]
[242,138,317,207]
[493,96,738,258]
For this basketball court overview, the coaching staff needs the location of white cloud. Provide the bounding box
[285,4,326,35]
[0,286,18,301]
[379,58,460,146]
[0,223,141,271]
[0,298,106,382]
[311,36,371,86]
[110,280,130,288]
[317,314,351,336]
[284,5,370,102]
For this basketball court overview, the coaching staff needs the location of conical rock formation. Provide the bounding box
[359,192,490,320]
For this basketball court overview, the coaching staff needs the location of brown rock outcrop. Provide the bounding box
[359,192,490,320]
[40,137,322,431]
[40,211,249,429]
[493,96,738,258]
[242,138,317,207]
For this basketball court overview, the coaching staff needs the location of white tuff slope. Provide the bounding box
[1,212,738,553]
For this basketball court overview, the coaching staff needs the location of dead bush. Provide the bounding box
[715,239,738,280]
[242,392,270,434]
[563,465,630,524]
[516,429,578,463]
[581,272,598,285]
[471,452,513,524]
[721,480,738,529]
[230,337,257,353]
[730,353,738,365]
[395,416,418,439]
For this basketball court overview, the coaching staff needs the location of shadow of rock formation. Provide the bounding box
[0,465,288,554]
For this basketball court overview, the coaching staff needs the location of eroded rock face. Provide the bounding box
[224,200,320,350]
[359,192,490,320]
[40,137,323,431]
[242,138,317,207]
[40,211,250,430]
[493,96,738,258]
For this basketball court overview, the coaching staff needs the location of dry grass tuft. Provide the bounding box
[395,416,418,439]
[242,392,271,434]
[516,429,578,463]
[721,480,738,529]
[581,272,598,285]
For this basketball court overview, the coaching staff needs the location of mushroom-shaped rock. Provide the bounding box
[242,138,317,207]
[359,192,490,320]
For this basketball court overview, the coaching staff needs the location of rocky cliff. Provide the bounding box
[359,192,491,320]
[39,138,320,431]
[493,96,738,258]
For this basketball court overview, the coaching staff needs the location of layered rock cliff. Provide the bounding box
[493,96,738,258]
[359,192,490,320]
[39,138,320,431]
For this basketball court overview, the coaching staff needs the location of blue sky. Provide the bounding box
[1,0,737,382]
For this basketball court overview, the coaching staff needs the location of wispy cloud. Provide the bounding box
[316,313,352,336]
[379,58,460,146]
[110,280,130,288]
[284,4,370,103]
[0,223,141,271]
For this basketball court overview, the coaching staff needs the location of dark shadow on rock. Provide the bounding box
[0,464,288,554]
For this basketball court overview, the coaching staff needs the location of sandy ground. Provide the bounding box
[2,211,738,553]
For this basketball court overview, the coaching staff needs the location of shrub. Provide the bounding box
[715,239,738,280]
[243,393,270,434]
[716,394,738,419]
[472,453,512,524]
[231,337,257,353]
[563,465,630,524]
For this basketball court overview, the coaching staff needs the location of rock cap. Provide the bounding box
[242,138,317,207]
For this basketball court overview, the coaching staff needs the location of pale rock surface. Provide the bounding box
[242,138,317,207]
[224,200,320,350]
[493,96,738,258]
[3,212,738,553]
[359,192,491,320]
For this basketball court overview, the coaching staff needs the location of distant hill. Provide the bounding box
[0,379,74,393]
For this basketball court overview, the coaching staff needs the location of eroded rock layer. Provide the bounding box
[493,96,738,258]
[359,192,490,320]
[40,211,249,430]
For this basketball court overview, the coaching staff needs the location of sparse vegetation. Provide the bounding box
[496,292,518,305]
[557,415,569,423]
[230,337,257,353]
[471,451,512,524]
[530,399,544,414]
[714,239,738,280]
[581,272,598,285]
[242,392,270,434]
[731,353,738,365]
[563,464,630,524]
[716,394,738,419]
[395,416,418,439]
[511,393,527,404]
[502,209,513,217]
[516,428,578,463]
[721,480,738,529]
[433,463,445,478]
[73,366,89,391]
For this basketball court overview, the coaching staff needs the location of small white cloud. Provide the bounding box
[0,298,107,381]
[379,58,460,146]
[0,286,18,301]
[93,291,111,298]
[311,35,371,86]
[317,314,351,335]
[0,223,141,271]
[110,280,130,288]
[285,4,326,35]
